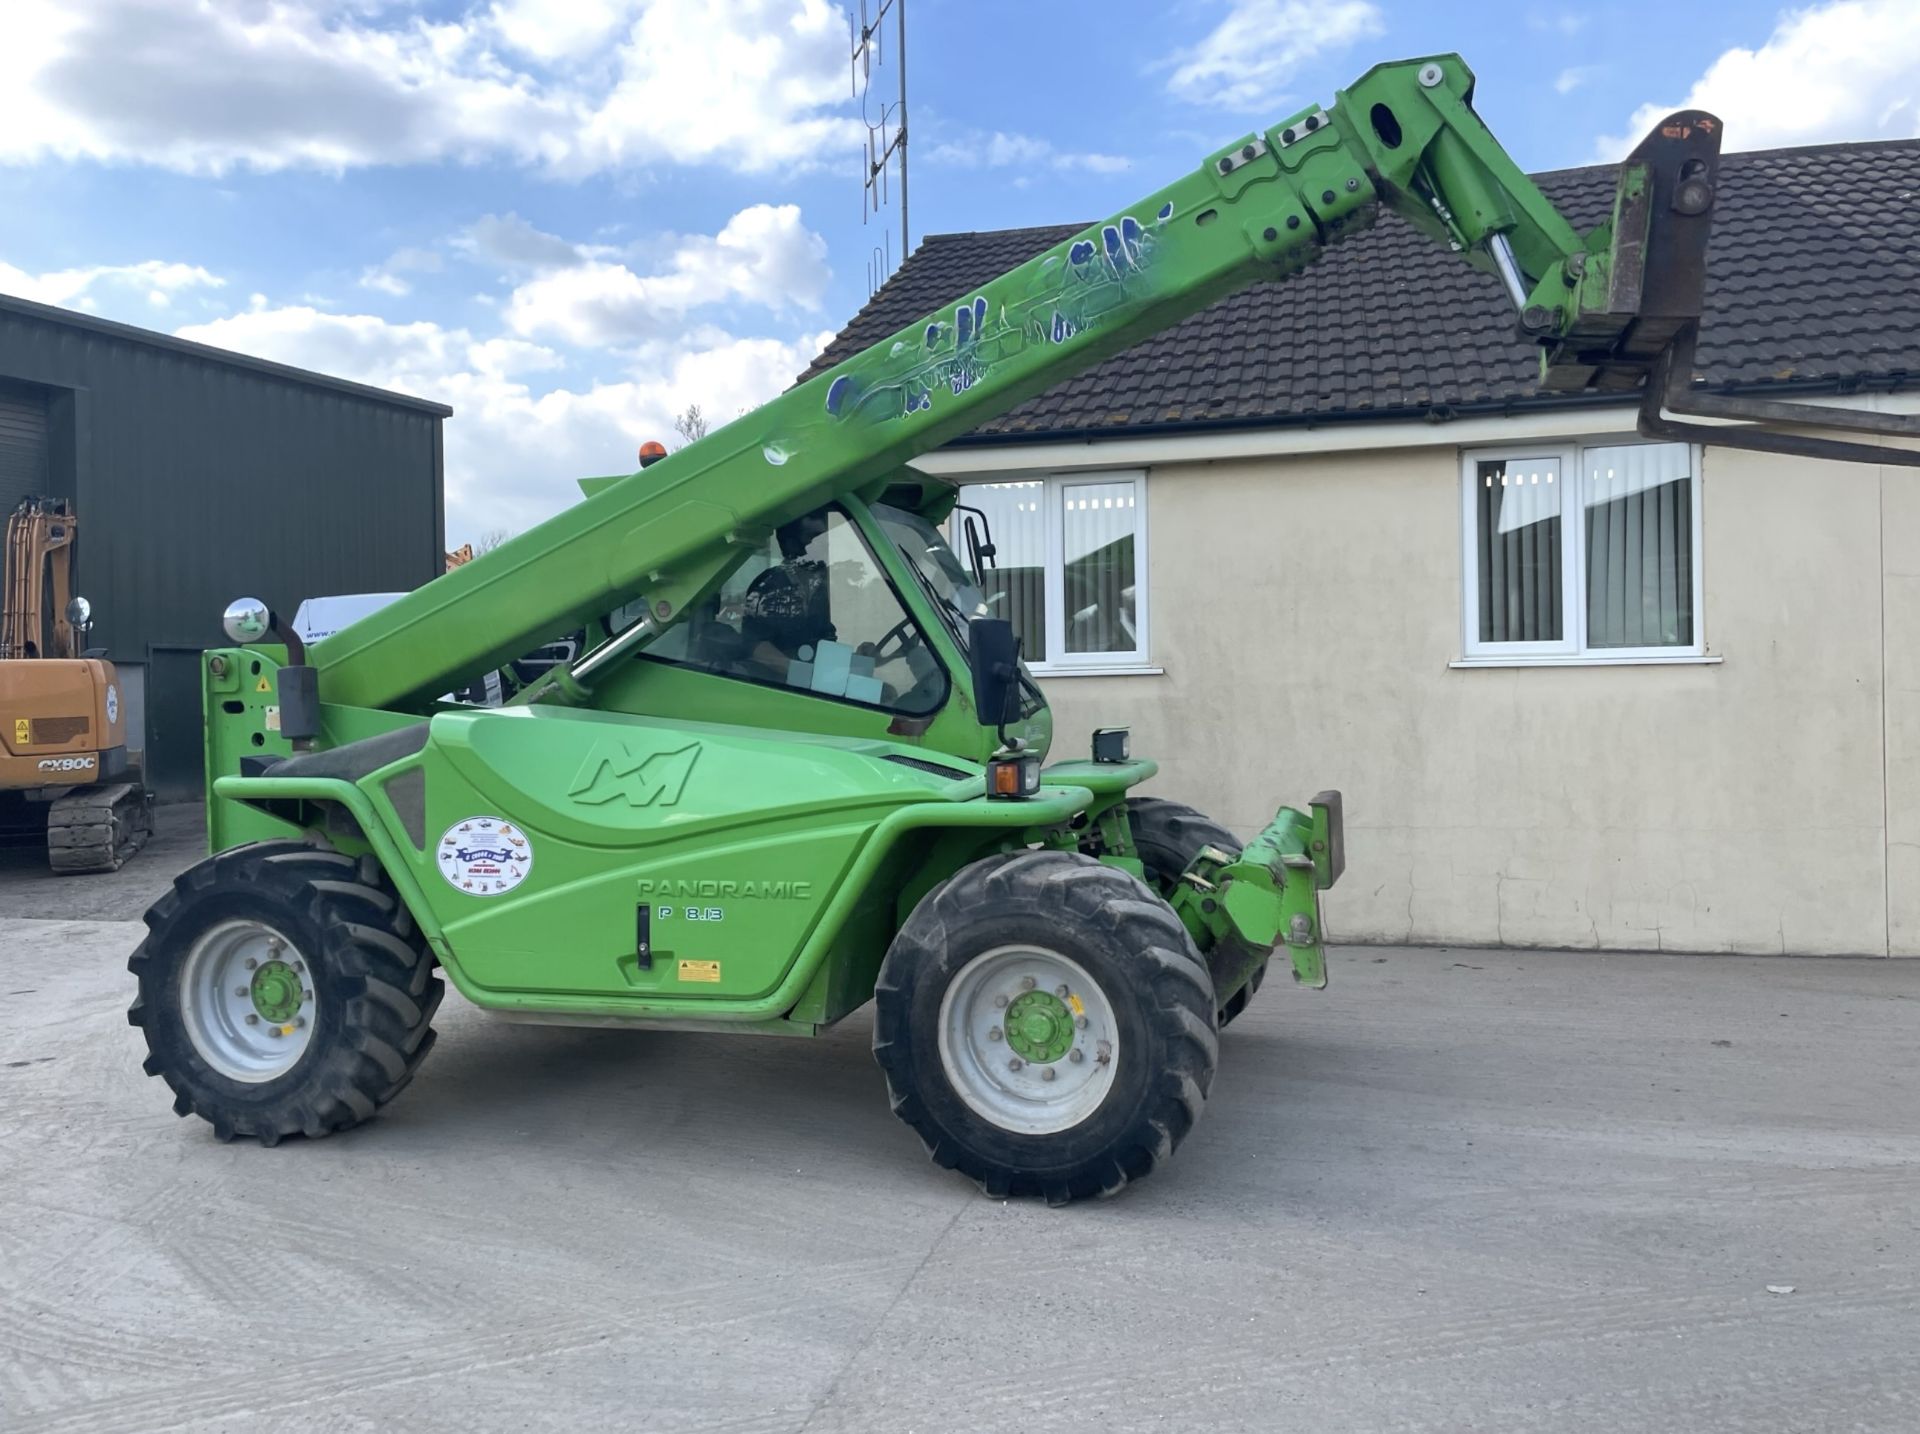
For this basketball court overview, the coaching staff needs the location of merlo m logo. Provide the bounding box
[569,740,701,808]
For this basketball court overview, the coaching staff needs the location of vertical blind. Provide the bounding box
[1583,444,1693,648]
[1476,456,1563,643]
[1062,481,1137,654]
[968,481,1047,659]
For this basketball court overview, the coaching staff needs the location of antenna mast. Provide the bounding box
[852,0,908,295]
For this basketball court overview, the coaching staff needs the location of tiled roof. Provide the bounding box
[798,138,1920,441]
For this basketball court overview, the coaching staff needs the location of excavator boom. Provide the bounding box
[2,499,78,660]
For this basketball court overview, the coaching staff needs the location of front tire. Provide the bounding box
[1128,797,1267,1027]
[127,841,442,1145]
[873,850,1217,1204]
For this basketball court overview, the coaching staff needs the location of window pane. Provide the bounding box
[963,481,1047,660]
[1582,444,1693,648]
[1476,457,1563,643]
[1062,481,1139,655]
[643,506,948,713]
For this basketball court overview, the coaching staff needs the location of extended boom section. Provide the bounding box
[313,54,1693,714]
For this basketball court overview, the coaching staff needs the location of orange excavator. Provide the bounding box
[1,497,152,872]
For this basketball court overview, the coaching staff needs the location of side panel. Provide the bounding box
[0,658,117,790]
[200,646,422,853]
[402,707,944,1004]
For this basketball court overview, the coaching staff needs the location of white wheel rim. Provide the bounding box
[936,944,1118,1136]
[179,920,317,1083]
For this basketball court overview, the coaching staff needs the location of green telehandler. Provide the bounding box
[127,54,1920,1202]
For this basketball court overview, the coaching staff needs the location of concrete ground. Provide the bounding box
[3,923,1919,1434]
[0,800,205,922]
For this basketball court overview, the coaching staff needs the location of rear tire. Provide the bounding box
[1128,798,1266,1027]
[873,850,1217,1204]
[127,841,442,1145]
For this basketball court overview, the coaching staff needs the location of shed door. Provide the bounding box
[0,380,50,515]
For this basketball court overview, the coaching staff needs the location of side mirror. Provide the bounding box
[968,617,1019,739]
[65,596,92,631]
[222,597,273,644]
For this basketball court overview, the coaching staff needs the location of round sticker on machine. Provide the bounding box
[436,816,534,896]
[105,685,119,725]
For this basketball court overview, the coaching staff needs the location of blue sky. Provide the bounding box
[2,0,1915,542]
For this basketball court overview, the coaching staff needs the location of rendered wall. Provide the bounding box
[1030,436,1908,955]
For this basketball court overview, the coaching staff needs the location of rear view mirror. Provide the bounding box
[968,617,1019,740]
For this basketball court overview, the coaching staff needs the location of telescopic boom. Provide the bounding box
[312,54,1725,713]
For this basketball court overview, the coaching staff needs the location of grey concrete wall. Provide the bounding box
[1034,437,1911,956]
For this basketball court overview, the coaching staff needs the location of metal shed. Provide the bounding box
[0,294,449,796]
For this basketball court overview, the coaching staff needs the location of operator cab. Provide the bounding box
[621,492,1043,728]
[641,504,948,714]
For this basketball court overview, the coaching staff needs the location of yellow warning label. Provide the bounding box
[1068,993,1086,1017]
[12,718,27,747]
[256,676,272,693]
[678,959,722,983]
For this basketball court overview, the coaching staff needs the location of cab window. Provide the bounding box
[640,505,948,715]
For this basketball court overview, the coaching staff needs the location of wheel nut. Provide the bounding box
[303,990,313,1002]
[1055,984,1069,998]
[1041,1067,1057,1082]
[1075,1016,1088,1029]
[292,961,304,974]
[245,1014,259,1026]
[1019,976,1036,991]
[235,986,249,998]
[993,994,1008,1008]
[243,958,258,971]
[988,1026,1003,1042]
[1069,1048,1084,1063]
[1008,1057,1024,1071]
[267,1026,282,1039]
[294,1017,306,1030]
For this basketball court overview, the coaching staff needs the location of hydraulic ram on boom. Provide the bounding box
[310,55,1728,714]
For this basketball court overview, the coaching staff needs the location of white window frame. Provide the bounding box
[957,470,1152,675]
[1458,439,1708,666]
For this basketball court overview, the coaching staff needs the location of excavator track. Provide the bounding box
[47,782,153,875]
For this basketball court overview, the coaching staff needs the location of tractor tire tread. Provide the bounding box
[874,850,1216,1204]
[1126,797,1268,1028]
[127,841,441,1147]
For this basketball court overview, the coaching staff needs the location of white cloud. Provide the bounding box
[1162,0,1383,112]
[505,204,830,346]
[1528,11,1589,37]
[927,129,1131,175]
[1555,65,1601,96]
[486,0,630,64]
[1596,0,1920,158]
[0,0,857,177]
[174,304,831,538]
[0,257,224,311]
[359,245,443,298]
[359,270,412,297]
[571,0,853,174]
[459,213,585,271]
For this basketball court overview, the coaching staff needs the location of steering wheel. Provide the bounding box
[860,617,920,665]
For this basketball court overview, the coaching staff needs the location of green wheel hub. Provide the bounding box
[250,960,304,1024]
[1004,989,1075,1063]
